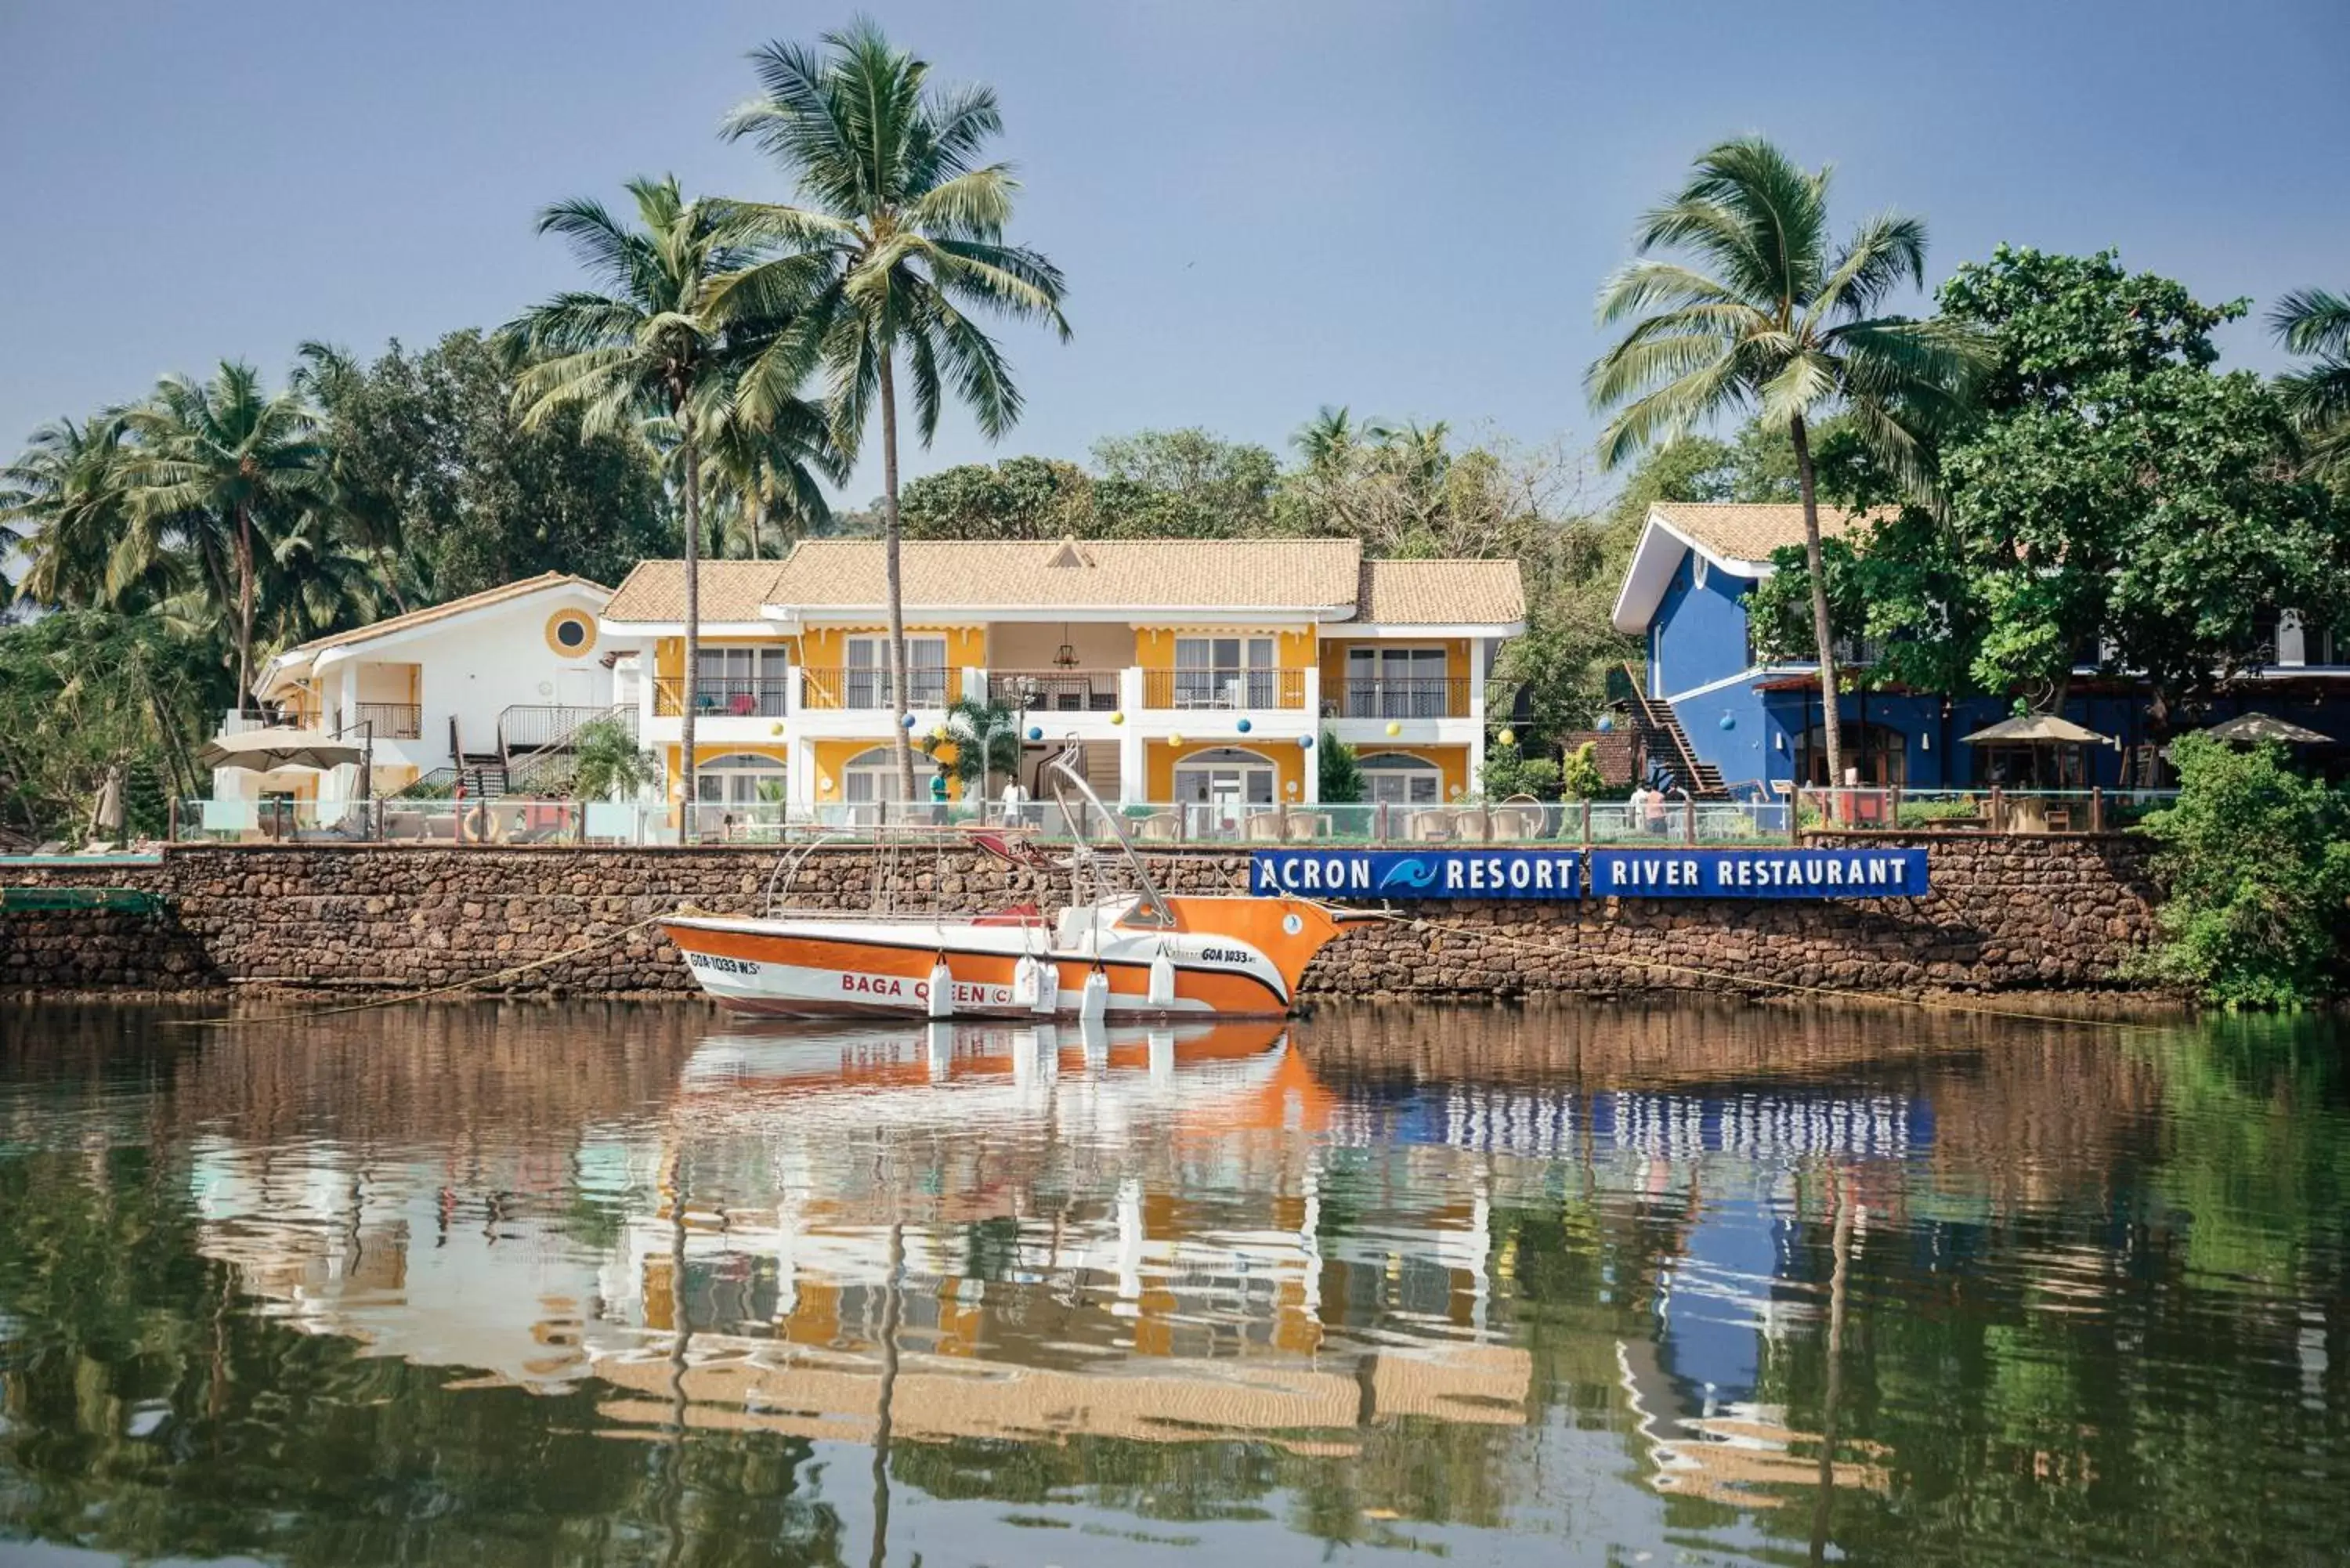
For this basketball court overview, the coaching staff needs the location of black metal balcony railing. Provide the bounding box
[1142,667,1307,711]
[352,702,423,739]
[1320,677,1472,720]
[988,670,1123,712]
[653,677,794,718]
[797,667,955,711]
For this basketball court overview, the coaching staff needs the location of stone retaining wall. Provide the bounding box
[1,834,2160,999]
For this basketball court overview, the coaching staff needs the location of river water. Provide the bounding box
[0,999,2344,1567]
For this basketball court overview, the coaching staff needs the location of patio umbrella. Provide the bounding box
[1958,714,2111,746]
[2198,710,2334,746]
[197,728,367,772]
[92,768,124,837]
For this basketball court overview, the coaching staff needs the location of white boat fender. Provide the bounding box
[1146,943,1177,1009]
[1079,966,1110,1022]
[927,956,955,1019]
[1031,956,1059,1015]
[1012,953,1041,1008]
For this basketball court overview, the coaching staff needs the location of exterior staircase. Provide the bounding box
[1619,663,1728,800]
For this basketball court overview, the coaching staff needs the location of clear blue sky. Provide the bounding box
[4,0,2345,507]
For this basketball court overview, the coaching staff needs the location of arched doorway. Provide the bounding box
[695,752,786,808]
[1357,751,1444,804]
[1171,746,1276,806]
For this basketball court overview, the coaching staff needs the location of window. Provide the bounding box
[1174,636,1278,708]
[1343,647,1452,717]
[1358,752,1443,804]
[693,647,790,716]
[694,752,786,807]
[1172,746,1275,806]
[545,610,598,656]
[1794,722,1908,787]
[846,635,947,708]
[841,746,912,803]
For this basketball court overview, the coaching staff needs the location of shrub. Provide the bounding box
[571,718,660,801]
[1481,740,1561,800]
[1318,732,1364,804]
[1559,742,1606,801]
[2131,735,2350,1007]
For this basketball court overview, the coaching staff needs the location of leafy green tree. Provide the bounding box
[1090,428,1282,537]
[502,176,765,836]
[721,19,1070,801]
[1479,740,1561,800]
[0,610,214,838]
[898,454,1094,540]
[2271,287,2350,489]
[697,393,842,560]
[121,363,329,701]
[1785,250,2349,717]
[1318,732,1364,804]
[1559,741,1606,800]
[1587,136,1979,785]
[2132,735,2350,1006]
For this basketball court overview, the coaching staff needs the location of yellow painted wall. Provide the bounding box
[798,625,982,709]
[1353,742,1471,800]
[1143,739,1307,800]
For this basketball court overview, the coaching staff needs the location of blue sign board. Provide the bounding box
[1249,848,1582,901]
[1589,847,1929,899]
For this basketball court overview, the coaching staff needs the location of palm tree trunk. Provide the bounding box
[235,501,255,707]
[746,490,762,562]
[1790,414,1845,792]
[679,410,702,847]
[878,352,917,804]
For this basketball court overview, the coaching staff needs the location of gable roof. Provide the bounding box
[271,572,608,659]
[1612,503,1893,634]
[1356,559,1525,626]
[1648,502,1881,565]
[766,537,1366,614]
[602,560,789,624]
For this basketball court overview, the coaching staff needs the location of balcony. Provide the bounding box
[988,669,1123,713]
[653,677,794,718]
[352,702,423,740]
[797,667,960,711]
[1141,668,1307,712]
[1321,677,1472,720]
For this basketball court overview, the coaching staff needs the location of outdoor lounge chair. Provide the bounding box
[1245,811,1286,844]
[1283,811,1328,842]
[1406,808,1454,843]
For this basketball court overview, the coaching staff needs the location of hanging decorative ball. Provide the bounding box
[1498,728,1517,748]
[1297,734,1314,750]
[1110,710,1125,725]
[1596,715,1614,733]
[1026,725,1044,742]
[1235,717,1253,734]
[929,724,949,743]
[899,712,916,730]
[1386,721,1403,737]
[769,722,785,737]
[1167,732,1186,748]
[1718,713,1736,732]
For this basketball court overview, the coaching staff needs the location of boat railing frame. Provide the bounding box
[1044,742,1175,930]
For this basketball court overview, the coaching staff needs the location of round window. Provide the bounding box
[555,617,588,649]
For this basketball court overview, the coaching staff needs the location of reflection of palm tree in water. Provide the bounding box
[870,1220,905,1568]
[660,1149,692,1568]
[1810,1170,1855,1567]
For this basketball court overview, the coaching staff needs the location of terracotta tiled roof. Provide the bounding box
[1355,559,1524,626]
[275,572,609,656]
[767,537,1365,613]
[602,560,788,623]
[1650,502,1894,565]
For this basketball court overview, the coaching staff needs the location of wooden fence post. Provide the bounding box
[2090,786,2103,834]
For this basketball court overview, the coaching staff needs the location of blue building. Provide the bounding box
[1609,502,2350,795]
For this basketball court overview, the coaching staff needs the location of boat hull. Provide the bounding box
[663,896,1356,1020]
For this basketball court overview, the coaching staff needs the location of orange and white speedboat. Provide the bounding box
[663,751,1371,1021]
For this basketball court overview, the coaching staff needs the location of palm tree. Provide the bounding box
[697,393,843,560]
[501,175,776,838]
[2271,287,2350,488]
[1586,137,1977,786]
[719,19,1070,801]
[122,363,329,703]
[1292,406,1360,475]
[1,414,162,610]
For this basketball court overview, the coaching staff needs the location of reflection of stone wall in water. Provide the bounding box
[2,833,2159,998]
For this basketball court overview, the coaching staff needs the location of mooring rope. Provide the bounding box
[1358,909,2170,1035]
[173,909,678,1029]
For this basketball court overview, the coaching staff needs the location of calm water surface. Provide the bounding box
[0,998,2345,1567]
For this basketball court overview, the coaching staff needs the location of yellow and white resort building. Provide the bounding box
[596,537,1525,817]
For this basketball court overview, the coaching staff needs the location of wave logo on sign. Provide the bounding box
[1376,858,1441,892]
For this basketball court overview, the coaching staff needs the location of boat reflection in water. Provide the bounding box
[593,1015,1533,1452]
